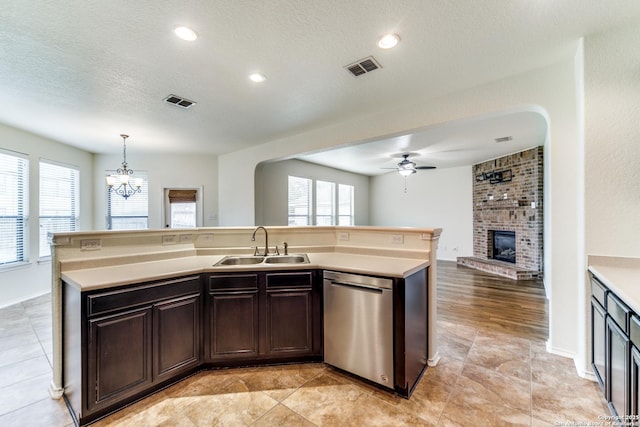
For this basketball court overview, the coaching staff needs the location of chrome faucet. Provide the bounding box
[251,226,269,256]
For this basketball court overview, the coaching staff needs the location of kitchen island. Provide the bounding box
[50,226,440,425]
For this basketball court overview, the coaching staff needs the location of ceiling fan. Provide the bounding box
[384,154,436,176]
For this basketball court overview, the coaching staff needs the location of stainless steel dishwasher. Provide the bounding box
[323,270,394,389]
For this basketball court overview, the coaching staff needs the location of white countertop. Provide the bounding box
[588,256,640,314]
[61,252,430,291]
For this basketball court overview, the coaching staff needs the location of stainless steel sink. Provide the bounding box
[214,254,309,266]
[215,256,265,266]
[264,254,309,264]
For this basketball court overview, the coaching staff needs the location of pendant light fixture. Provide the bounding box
[106,134,142,199]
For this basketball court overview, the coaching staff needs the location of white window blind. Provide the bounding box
[106,171,149,230]
[338,184,354,225]
[0,150,28,266]
[39,161,79,258]
[287,176,312,225]
[315,180,335,225]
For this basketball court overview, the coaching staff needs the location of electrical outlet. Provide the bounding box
[199,234,214,244]
[162,235,177,245]
[338,232,349,241]
[81,239,102,251]
[179,234,193,243]
[503,193,508,199]
[391,234,404,244]
[488,195,494,200]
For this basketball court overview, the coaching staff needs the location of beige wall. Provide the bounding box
[255,159,370,226]
[0,123,93,307]
[92,152,219,230]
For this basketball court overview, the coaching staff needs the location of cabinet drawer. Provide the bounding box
[208,274,258,292]
[630,315,640,349]
[266,272,313,289]
[607,292,631,334]
[88,276,201,317]
[591,276,607,308]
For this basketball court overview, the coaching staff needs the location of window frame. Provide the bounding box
[287,175,355,226]
[0,149,29,268]
[39,159,80,259]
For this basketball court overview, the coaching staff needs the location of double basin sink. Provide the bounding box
[214,253,310,266]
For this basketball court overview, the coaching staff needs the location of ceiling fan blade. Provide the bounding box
[415,166,436,170]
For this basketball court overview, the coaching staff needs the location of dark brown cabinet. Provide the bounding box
[207,274,259,359]
[88,307,153,412]
[64,275,202,426]
[265,272,315,356]
[206,270,322,364]
[154,293,201,380]
[591,276,608,392]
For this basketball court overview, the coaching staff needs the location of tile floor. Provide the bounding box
[0,289,609,426]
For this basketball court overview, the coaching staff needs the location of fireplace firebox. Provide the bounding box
[492,231,516,264]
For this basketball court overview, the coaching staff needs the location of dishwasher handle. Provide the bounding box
[325,280,387,293]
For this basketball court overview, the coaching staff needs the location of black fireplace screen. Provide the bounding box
[493,231,516,263]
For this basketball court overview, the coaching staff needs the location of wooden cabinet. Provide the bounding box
[591,297,607,391]
[207,274,259,359]
[607,314,630,418]
[154,293,201,381]
[87,307,152,412]
[206,270,321,364]
[64,275,202,425]
[631,345,640,419]
[265,272,315,356]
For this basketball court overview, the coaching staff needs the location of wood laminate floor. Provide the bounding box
[0,261,605,426]
[437,260,548,341]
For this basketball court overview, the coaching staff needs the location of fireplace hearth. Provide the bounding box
[492,231,516,264]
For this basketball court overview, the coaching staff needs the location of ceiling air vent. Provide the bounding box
[164,94,196,109]
[494,136,513,143]
[345,56,382,77]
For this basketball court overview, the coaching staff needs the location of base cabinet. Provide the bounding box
[88,307,153,412]
[206,271,321,363]
[154,294,201,380]
[64,275,203,426]
[592,297,607,391]
[607,315,630,418]
[207,274,259,359]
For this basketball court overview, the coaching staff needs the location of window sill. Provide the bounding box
[0,261,33,273]
[38,257,52,265]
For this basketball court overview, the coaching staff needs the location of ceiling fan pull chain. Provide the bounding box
[404,176,408,193]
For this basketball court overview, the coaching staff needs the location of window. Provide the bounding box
[315,180,335,225]
[287,176,355,226]
[338,184,354,225]
[167,189,197,228]
[39,161,79,258]
[288,176,312,225]
[0,150,28,266]
[106,171,148,230]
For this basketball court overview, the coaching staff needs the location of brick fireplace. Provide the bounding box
[458,147,543,280]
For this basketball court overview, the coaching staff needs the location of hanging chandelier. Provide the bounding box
[106,134,142,199]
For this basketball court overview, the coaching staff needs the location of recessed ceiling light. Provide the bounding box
[249,73,266,83]
[377,33,400,49]
[174,26,197,41]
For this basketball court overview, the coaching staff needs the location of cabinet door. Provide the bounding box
[265,272,315,357]
[209,291,259,358]
[607,315,630,419]
[631,346,640,421]
[592,297,606,391]
[87,307,152,412]
[265,289,313,355]
[154,293,201,381]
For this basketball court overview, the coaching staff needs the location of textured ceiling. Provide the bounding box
[1,1,639,163]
